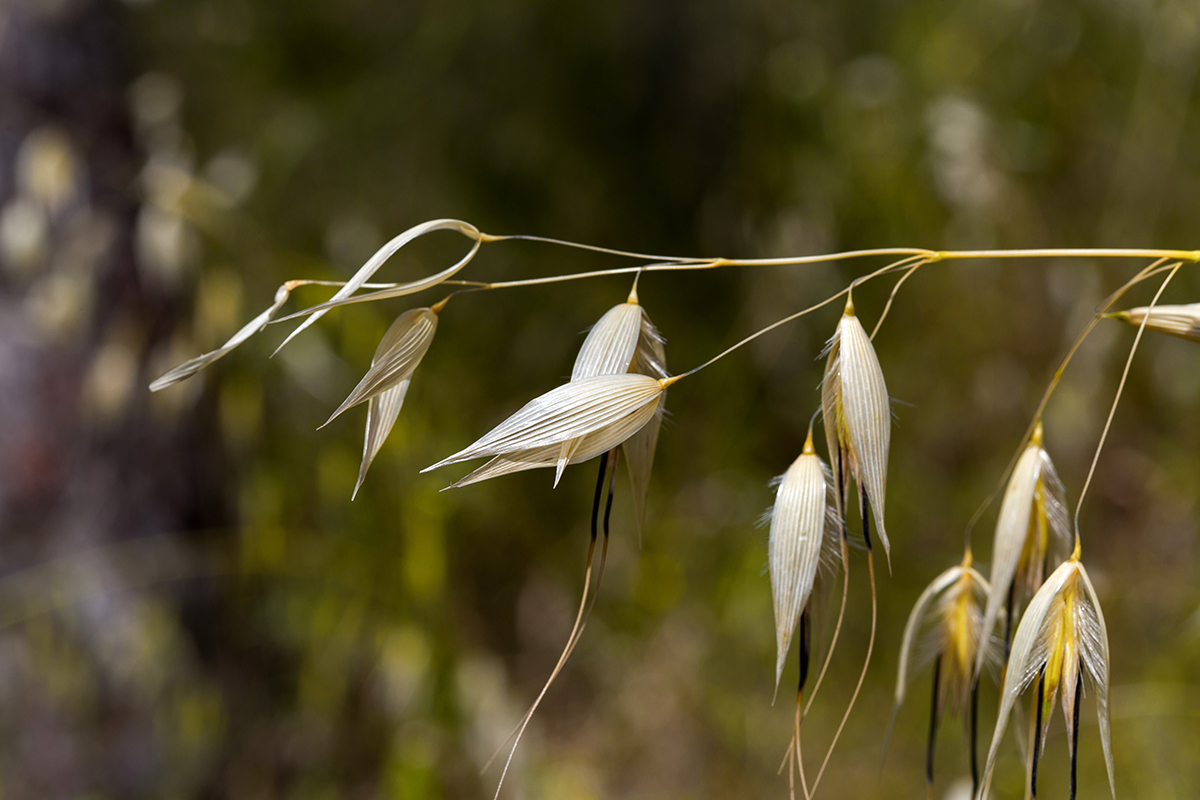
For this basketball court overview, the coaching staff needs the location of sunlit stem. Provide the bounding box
[672,256,927,381]
[962,256,1179,548]
[870,260,926,341]
[796,685,811,800]
[484,449,620,795]
[803,514,851,719]
[810,548,877,797]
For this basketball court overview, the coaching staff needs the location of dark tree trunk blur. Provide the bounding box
[0,1,230,797]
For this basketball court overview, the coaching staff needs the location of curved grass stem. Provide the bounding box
[809,548,877,798]
[803,535,851,720]
[484,449,620,797]
[961,257,1181,551]
[1073,262,1182,537]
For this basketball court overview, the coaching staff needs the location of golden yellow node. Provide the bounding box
[844,294,855,316]
[1031,419,1044,447]
[802,426,815,455]
[431,296,450,314]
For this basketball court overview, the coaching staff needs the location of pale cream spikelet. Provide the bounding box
[423,373,668,476]
[767,427,841,695]
[977,420,1071,674]
[321,304,442,498]
[273,218,480,353]
[623,306,669,535]
[892,549,993,793]
[822,296,892,563]
[149,281,298,391]
[555,293,644,481]
[150,218,481,390]
[1109,302,1200,343]
[445,290,670,505]
[978,543,1113,800]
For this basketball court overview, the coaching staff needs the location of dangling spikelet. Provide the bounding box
[150,282,298,391]
[822,296,893,563]
[624,308,669,538]
[150,218,481,389]
[323,307,439,427]
[1109,302,1200,342]
[977,421,1071,673]
[334,306,441,497]
[440,289,670,500]
[891,549,994,795]
[767,426,842,695]
[978,543,1114,800]
[423,373,667,475]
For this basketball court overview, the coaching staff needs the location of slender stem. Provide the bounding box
[803,535,850,719]
[961,257,1177,548]
[1074,262,1181,536]
[479,232,712,263]
[673,256,925,382]
[936,247,1198,262]
[796,688,811,800]
[487,227,1199,267]
[810,549,877,797]
[870,261,926,340]
[484,449,618,789]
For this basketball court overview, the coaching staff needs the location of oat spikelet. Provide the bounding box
[822,296,892,564]
[273,218,480,354]
[336,307,441,498]
[323,307,439,428]
[423,373,665,475]
[978,546,1113,800]
[149,282,297,390]
[891,550,993,795]
[1109,302,1200,343]
[977,421,1071,675]
[767,427,841,695]
[442,295,670,500]
[553,299,644,483]
[624,308,669,538]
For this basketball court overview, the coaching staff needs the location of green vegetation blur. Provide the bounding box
[5,0,1200,798]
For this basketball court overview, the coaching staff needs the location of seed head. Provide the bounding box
[767,427,842,694]
[335,307,440,497]
[822,298,893,563]
[977,421,1071,675]
[978,548,1113,800]
[1109,303,1200,343]
[623,308,669,536]
[441,297,670,502]
[424,373,666,476]
[149,282,297,391]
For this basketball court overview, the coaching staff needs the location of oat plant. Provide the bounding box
[151,218,1199,798]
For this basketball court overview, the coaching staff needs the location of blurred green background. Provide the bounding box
[1,0,1199,798]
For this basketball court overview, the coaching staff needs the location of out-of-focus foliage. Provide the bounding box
[2,0,1200,797]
